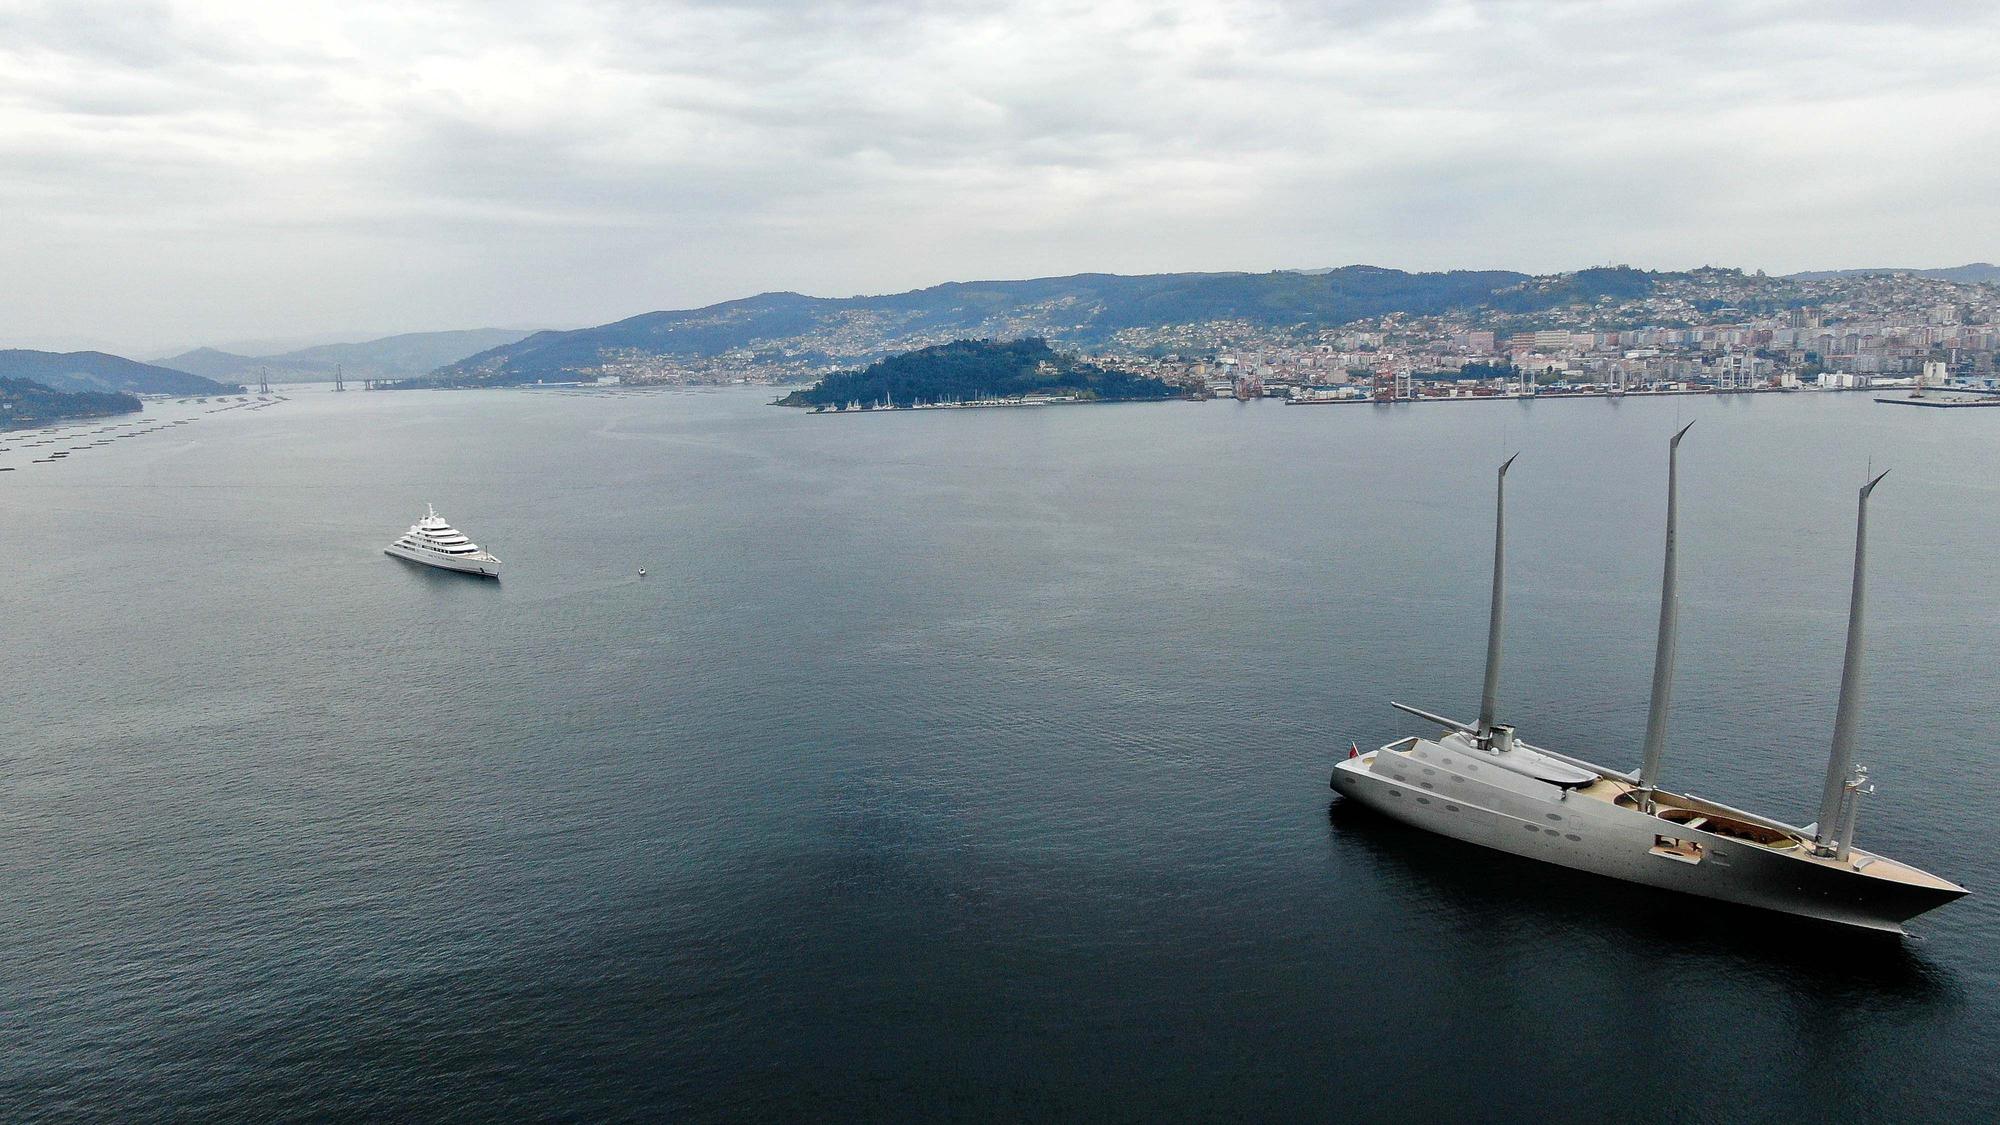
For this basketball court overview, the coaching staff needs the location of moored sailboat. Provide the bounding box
[1331,433,1966,933]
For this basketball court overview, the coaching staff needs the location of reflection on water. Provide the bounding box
[2,386,1996,1119]
[1327,799,1953,995]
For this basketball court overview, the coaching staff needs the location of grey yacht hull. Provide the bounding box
[1332,734,1965,933]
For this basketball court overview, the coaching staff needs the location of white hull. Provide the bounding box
[1346,445,1969,935]
[1332,733,1964,933]
[384,541,500,578]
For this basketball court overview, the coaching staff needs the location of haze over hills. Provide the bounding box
[1786,263,2000,284]
[391,261,2000,390]
[407,266,1591,387]
[155,328,540,384]
[21,262,1988,397]
[0,350,238,396]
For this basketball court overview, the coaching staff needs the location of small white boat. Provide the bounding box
[384,504,501,578]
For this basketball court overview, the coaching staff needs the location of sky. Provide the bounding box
[3,0,1997,355]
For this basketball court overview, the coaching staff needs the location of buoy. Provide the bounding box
[638,568,647,577]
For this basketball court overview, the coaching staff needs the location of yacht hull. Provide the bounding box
[384,542,500,578]
[1332,742,1965,933]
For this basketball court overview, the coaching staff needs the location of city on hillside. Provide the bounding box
[569,267,2000,402]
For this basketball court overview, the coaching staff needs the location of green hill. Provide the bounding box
[1,376,142,428]
[775,338,1178,408]
[0,350,237,396]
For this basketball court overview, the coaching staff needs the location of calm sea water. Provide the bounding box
[2,386,1996,1121]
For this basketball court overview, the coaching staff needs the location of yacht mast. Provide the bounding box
[1476,454,1520,742]
[1813,469,1889,857]
[1637,422,1694,812]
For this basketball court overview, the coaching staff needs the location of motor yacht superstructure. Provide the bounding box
[1331,435,1966,933]
[384,504,501,578]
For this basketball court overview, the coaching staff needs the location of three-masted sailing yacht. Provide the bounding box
[1332,430,1966,932]
[384,504,502,578]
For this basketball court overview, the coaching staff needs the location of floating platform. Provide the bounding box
[1875,395,2000,408]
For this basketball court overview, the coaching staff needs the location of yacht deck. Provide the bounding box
[1567,775,1961,891]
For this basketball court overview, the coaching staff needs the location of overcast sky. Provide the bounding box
[4,0,1996,354]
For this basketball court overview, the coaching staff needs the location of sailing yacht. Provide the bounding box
[1332,431,1966,933]
[384,505,501,578]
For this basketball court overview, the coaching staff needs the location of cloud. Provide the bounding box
[1,0,1996,352]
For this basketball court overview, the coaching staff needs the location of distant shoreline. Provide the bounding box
[780,384,1926,413]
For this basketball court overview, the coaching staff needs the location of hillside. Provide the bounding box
[0,376,142,428]
[159,347,263,380]
[409,265,1582,387]
[1787,263,2000,285]
[775,338,1178,408]
[155,328,539,383]
[0,350,237,396]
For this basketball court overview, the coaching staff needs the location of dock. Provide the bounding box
[1875,389,2000,409]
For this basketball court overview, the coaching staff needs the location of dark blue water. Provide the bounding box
[3,387,1996,1121]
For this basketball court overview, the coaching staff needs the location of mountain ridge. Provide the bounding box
[1785,263,2000,284]
[407,265,1567,387]
[155,327,540,383]
[0,350,238,396]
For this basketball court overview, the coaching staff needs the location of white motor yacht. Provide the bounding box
[385,504,501,578]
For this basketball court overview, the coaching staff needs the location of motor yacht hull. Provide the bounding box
[1332,736,1965,933]
[384,541,500,578]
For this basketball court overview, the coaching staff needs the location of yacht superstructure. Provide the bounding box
[1332,434,1966,933]
[384,505,501,578]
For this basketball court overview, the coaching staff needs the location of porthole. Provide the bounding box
[1466,764,1479,771]
[1565,834,1582,841]
[1394,773,1406,781]
[1522,824,1538,833]
[1422,767,1435,776]
[1417,797,1431,805]
[1544,828,1561,835]
[1545,813,1562,822]
[1388,789,1402,797]
[1445,804,1461,812]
